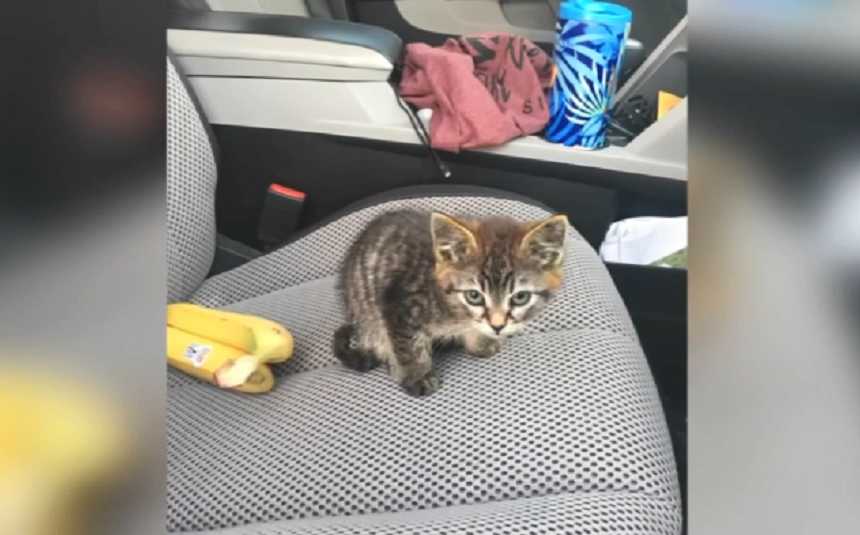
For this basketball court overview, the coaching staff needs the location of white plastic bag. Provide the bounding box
[599,216,687,267]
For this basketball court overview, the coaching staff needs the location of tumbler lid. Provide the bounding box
[560,0,632,24]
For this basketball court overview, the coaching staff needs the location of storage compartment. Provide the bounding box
[612,15,687,139]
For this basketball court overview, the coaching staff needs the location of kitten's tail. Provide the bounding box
[334,324,380,372]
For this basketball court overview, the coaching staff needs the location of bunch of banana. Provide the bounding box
[167,304,293,393]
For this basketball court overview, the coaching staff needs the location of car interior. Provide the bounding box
[167,1,687,533]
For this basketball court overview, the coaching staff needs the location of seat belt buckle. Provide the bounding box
[257,183,305,249]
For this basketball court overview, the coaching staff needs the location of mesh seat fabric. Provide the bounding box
[167,58,217,302]
[174,492,679,535]
[168,328,679,533]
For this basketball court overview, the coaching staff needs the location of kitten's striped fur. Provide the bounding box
[335,209,567,396]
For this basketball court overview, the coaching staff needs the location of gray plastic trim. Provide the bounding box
[184,75,686,180]
[207,0,310,16]
[626,97,687,170]
[167,29,393,81]
[615,16,687,106]
[395,0,557,43]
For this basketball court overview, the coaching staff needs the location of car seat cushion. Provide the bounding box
[168,189,677,534]
[167,329,678,532]
[172,492,680,534]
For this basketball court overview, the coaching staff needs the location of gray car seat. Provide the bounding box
[167,57,681,534]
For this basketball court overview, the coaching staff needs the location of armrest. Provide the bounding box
[169,9,402,66]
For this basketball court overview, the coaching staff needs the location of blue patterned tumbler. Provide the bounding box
[545,0,632,148]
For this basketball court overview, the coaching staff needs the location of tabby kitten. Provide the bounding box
[334,209,567,396]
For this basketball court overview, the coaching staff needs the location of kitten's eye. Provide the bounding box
[510,291,532,306]
[463,290,485,306]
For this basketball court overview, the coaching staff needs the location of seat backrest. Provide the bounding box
[167,57,217,302]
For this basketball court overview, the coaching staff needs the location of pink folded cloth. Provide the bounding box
[400,33,554,152]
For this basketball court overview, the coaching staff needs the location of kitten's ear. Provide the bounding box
[520,214,568,270]
[431,212,478,265]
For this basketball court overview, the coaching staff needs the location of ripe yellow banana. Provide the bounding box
[210,310,293,362]
[167,325,248,384]
[166,304,293,393]
[167,303,257,354]
[224,359,275,394]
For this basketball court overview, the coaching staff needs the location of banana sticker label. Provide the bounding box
[184,343,211,368]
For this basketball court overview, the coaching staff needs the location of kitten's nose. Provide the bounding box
[489,311,506,334]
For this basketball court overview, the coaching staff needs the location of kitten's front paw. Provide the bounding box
[466,336,502,359]
[402,372,439,397]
